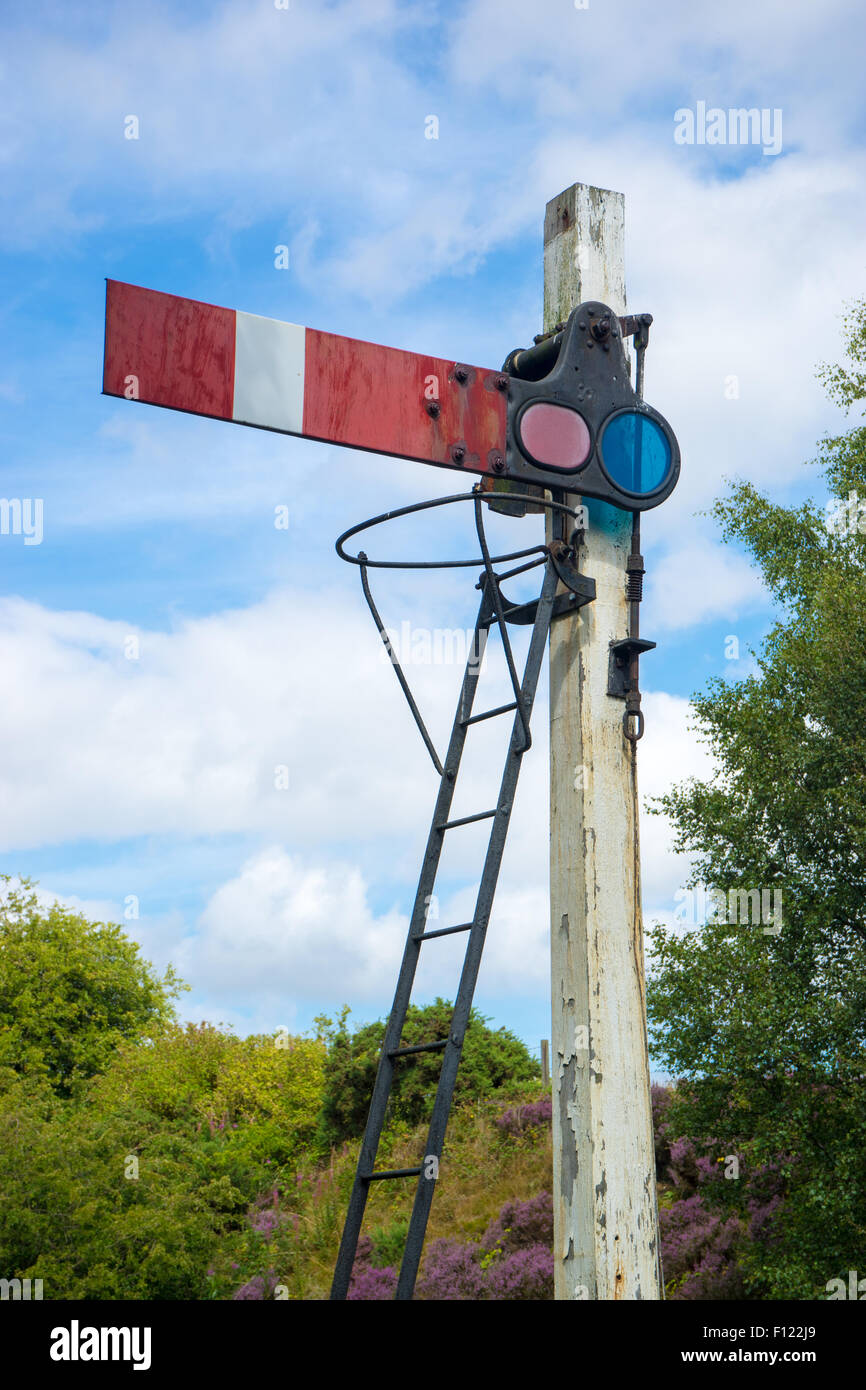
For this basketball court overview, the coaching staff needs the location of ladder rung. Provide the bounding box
[437,808,497,830]
[461,701,518,727]
[365,1166,423,1182]
[389,1039,449,1058]
[415,921,472,941]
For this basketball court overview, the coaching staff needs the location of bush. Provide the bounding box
[495,1097,551,1137]
[481,1191,552,1255]
[344,1193,555,1301]
[0,878,183,1097]
[413,1195,554,1300]
[316,1000,540,1149]
[347,1238,398,1300]
[660,1195,745,1300]
[0,1023,326,1299]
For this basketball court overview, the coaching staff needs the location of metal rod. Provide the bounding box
[461,701,518,727]
[389,1040,448,1058]
[508,332,564,380]
[366,1167,423,1182]
[624,511,644,742]
[484,554,549,585]
[437,808,497,830]
[414,922,473,941]
[472,492,533,752]
[506,314,651,384]
[359,559,444,776]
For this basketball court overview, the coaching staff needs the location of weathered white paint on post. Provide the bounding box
[545,184,660,1300]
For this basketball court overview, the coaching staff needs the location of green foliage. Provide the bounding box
[0,1070,226,1299]
[207,1088,554,1299]
[91,1021,327,1185]
[0,1021,326,1298]
[316,999,540,1149]
[647,299,866,1299]
[368,1216,410,1268]
[0,885,548,1299]
[0,877,184,1097]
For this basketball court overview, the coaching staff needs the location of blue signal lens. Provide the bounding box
[600,411,672,495]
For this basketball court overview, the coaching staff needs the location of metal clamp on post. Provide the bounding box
[608,635,656,741]
[608,515,655,741]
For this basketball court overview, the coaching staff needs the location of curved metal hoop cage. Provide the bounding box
[334,486,581,571]
[334,485,583,773]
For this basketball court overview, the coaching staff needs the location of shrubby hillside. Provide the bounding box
[1,876,856,1299]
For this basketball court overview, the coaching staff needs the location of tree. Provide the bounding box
[646,299,866,1299]
[316,999,540,1149]
[0,1022,327,1298]
[0,877,185,1096]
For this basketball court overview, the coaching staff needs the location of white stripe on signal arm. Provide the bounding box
[232,310,306,434]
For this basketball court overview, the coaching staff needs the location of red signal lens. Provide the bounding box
[518,402,591,470]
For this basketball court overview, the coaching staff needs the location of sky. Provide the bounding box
[1,0,864,1063]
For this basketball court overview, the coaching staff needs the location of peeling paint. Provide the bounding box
[546,184,659,1301]
[559,1056,578,1200]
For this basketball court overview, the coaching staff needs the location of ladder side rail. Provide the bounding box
[330,586,494,1299]
[395,557,560,1298]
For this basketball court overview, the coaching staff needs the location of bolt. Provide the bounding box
[591,316,611,342]
[454,365,469,384]
[494,374,509,391]
[426,400,440,418]
[490,451,505,473]
[450,444,466,464]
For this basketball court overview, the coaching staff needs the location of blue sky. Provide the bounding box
[1,0,865,1063]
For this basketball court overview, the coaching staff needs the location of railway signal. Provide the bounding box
[102,281,678,509]
[101,181,676,1299]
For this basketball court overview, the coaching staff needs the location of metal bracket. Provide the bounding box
[500,588,592,626]
[498,542,596,625]
[548,541,595,602]
[607,637,656,699]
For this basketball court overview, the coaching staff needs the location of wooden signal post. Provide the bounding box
[545,183,660,1299]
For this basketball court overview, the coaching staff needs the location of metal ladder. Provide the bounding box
[330,492,593,1300]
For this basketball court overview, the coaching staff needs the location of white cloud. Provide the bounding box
[180,846,407,1005]
[0,578,710,1017]
[0,588,429,851]
[645,541,767,631]
[179,848,559,1012]
[166,687,711,1015]
[0,578,550,860]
